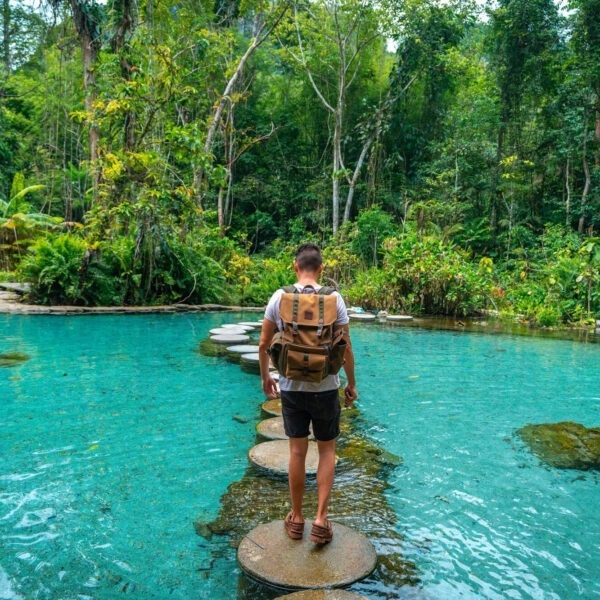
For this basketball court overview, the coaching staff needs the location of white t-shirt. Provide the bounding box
[264,284,350,392]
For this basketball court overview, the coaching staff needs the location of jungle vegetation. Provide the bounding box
[0,0,598,325]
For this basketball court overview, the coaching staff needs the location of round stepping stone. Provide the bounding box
[249,440,317,474]
[248,440,337,474]
[238,520,376,589]
[262,398,282,416]
[226,345,260,363]
[221,323,254,331]
[238,321,262,328]
[210,327,248,335]
[240,352,262,374]
[386,314,414,322]
[226,344,260,354]
[210,334,250,345]
[276,591,369,600]
[256,417,314,441]
[349,313,376,321]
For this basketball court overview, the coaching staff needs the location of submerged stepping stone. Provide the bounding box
[386,315,414,322]
[257,417,314,441]
[276,591,370,599]
[210,334,250,345]
[349,313,376,321]
[238,519,376,590]
[249,440,318,474]
[262,398,282,416]
[210,327,249,335]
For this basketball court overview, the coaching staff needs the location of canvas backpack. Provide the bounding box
[269,285,347,383]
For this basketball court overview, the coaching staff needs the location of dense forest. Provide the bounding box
[0,0,598,324]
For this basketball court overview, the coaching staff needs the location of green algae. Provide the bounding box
[197,340,230,357]
[516,421,600,470]
[194,405,419,594]
[0,352,31,367]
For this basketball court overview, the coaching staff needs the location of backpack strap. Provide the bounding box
[291,291,299,336]
[317,293,325,338]
[318,286,334,295]
[282,285,297,293]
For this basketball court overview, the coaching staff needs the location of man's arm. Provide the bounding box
[337,324,358,406]
[259,319,279,399]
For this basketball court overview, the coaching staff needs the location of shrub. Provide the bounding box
[21,235,89,304]
[345,230,491,316]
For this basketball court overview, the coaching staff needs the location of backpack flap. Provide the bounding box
[279,293,338,328]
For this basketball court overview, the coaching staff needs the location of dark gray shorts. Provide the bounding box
[281,389,341,442]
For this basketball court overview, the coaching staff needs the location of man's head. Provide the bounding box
[294,243,323,275]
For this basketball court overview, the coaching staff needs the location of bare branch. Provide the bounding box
[293,3,336,113]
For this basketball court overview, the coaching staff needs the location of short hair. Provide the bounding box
[295,243,322,272]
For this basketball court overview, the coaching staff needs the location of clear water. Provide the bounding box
[0,314,599,599]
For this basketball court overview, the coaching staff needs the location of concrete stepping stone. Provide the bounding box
[386,315,414,322]
[226,345,260,360]
[276,591,369,599]
[238,519,376,589]
[349,313,376,321]
[240,352,263,374]
[256,417,314,441]
[262,399,282,416]
[248,440,337,475]
[221,323,254,331]
[249,440,318,474]
[238,321,263,329]
[210,334,250,345]
[210,327,249,335]
[240,352,260,364]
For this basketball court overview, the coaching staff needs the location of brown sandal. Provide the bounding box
[309,520,333,545]
[284,512,304,540]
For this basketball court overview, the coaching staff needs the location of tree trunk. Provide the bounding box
[343,133,374,224]
[196,5,288,207]
[2,0,9,72]
[565,158,570,226]
[579,112,590,234]
[69,0,100,197]
[82,38,99,175]
[332,108,342,234]
[111,0,136,151]
[217,186,225,231]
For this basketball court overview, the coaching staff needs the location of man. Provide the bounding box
[259,243,358,544]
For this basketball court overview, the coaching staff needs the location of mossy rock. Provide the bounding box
[516,421,600,470]
[197,340,230,357]
[0,352,31,367]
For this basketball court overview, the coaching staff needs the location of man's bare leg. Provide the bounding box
[314,439,336,526]
[288,437,309,522]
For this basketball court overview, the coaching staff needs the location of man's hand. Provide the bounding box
[263,375,279,399]
[344,384,358,407]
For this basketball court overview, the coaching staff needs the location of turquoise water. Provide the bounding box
[0,314,599,599]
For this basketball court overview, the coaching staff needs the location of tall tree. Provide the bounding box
[288,0,384,234]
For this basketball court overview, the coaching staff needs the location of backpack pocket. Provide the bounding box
[268,332,284,373]
[283,343,329,383]
[328,329,347,375]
